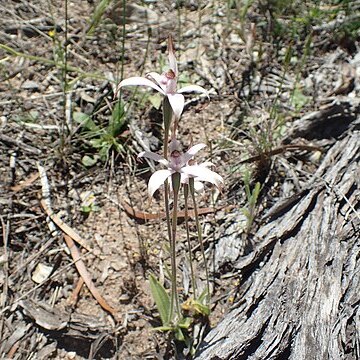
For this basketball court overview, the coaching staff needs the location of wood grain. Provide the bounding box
[196,132,360,359]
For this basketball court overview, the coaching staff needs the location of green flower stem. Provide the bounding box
[184,184,197,299]
[171,173,182,319]
[162,131,170,238]
[162,98,180,323]
[164,178,174,320]
[189,179,210,304]
[120,0,126,81]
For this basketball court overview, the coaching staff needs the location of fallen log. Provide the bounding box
[197,129,359,359]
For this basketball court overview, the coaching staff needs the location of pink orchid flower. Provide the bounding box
[181,160,218,193]
[117,36,208,119]
[138,139,223,197]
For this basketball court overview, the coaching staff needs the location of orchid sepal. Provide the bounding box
[148,169,173,198]
[117,76,165,95]
[181,143,207,164]
[178,85,209,99]
[138,151,169,167]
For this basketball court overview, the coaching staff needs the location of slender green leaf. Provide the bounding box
[111,101,126,136]
[198,288,208,303]
[149,274,171,326]
[152,325,173,332]
[87,0,113,35]
[74,112,98,132]
[241,208,251,219]
[193,300,210,316]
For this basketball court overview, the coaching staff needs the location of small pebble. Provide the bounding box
[21,80,40,91]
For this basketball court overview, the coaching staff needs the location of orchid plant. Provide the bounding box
[118,36,223,341]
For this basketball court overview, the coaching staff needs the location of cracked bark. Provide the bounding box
[196,127,360,359]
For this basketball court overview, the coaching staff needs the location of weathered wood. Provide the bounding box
[284,98,360,142]
[197,131,360,359]
[18,300,111,339]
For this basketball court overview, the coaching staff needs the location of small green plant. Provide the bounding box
[118,37,221,355]
[181,290,211,317]
[86,0,113,35]
[74,99,129,166]
[79,191,100,214]
[226,0,255,33]
[149,274,193,342]
[14,110,40,124]
[149,273,210,354]
[290,85,310,112]
[241,170,261,233]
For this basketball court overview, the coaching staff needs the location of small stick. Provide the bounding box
[67,277,85,306]
[37,165,116,316]
[237,144,323,165]
[40,199,92,252]
[119,198,231,221]
[9,152,16,186]
[0,134,41,155]
[37,162,57,235]
[7,341,20,358]
[10,172,39,193]
[63,234,117,315]
[0,216,10,339]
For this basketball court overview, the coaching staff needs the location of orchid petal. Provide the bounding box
[180,173,189,184]
[194,180,204,192]
[167,93,185,119]
[182,166,224,189]
[138,151,169,167]
[148,169,173,197]
[147,72,167,92]
[118,77,165,95]
[200,161,215,168]
[181,143,207,165]
[178,85,209,99]
[168,35,178,75]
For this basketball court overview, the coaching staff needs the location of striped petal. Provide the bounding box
[148,169,173,197]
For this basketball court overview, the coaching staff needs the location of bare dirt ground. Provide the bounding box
[0,1,359,359]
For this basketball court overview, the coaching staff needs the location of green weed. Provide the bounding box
[87,0,114,35]
[241,170,261,233]
[74,99,129,166]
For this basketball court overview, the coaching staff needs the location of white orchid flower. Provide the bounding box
[117,36,209,120]
[181,161,219,193]
[138,140,223,197]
